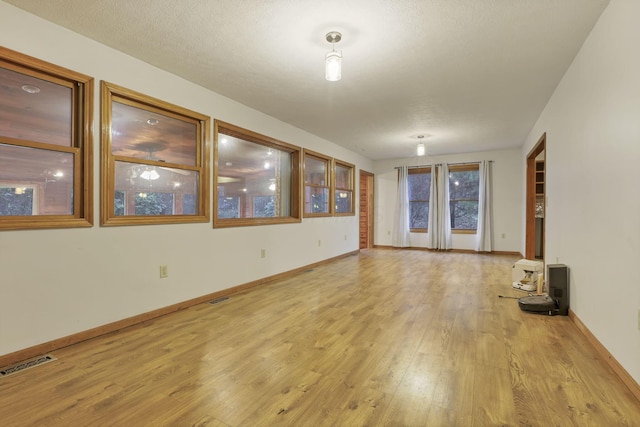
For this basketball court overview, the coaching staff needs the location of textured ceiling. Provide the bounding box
[4,0,610,160]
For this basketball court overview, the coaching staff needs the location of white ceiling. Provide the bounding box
[5,0,609,160]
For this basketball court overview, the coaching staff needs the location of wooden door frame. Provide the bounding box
[525,133,546,259]
[359,170,374,249]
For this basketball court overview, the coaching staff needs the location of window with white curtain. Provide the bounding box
[407,167,431,231]
[448,164,479,232]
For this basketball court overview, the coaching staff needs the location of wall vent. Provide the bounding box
[208,297,229,305]
[0,354,57,378]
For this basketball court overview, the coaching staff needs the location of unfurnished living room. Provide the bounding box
[0,1,639,426]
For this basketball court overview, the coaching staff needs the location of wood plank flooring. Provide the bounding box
[1,250,639,426]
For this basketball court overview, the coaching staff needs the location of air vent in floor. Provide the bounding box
[208,297,229,305]
[0,354,57,378]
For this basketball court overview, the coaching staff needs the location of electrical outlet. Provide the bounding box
[637,309,640,330]
[318,239,322,247]
[261,249,266,258]
[159,265,168,278]
[501,233,506,239]
[344,234,347,241]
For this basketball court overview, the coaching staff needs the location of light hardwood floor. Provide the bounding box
[1,250,639,426]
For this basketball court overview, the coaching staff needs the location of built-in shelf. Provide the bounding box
[535,160,544,195]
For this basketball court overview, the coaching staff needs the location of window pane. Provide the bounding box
[410,201,429,229]
[135,192,174,215]
[218,196,240,218]
[335,190,352,214]
[0,67,72,147]
[449,169,479,230]
[182,194,196,215]
[450,200,478,230]
[0,187,34,215]
[408,172,430,201]
[305,156,327,185]
[408,170,430,229]
[114,161,198,216]
[335,164,352,189]
[217,135,292,219]
[111,101,198,166]
[449,170,479,200]
[254,195,276,217]
[0,143,74,215]
[305,186,329,214]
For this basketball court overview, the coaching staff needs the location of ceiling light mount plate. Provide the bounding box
[326,31,342,44]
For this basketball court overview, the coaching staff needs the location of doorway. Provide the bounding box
[359,170,374,249]
[525,133,545,260]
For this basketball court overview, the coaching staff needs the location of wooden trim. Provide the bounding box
[0,250,360,368]
[525,133,545,259]
[569,309,640,403]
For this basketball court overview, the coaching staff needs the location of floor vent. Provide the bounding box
[304,268,314,272]
[0,354,57,378]
[208,297,229,305]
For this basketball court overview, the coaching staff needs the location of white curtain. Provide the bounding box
[428,164,452,250]
[476,160,493,252]
[391,166,411,247]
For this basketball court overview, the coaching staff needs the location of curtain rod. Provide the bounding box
[394,160,493,170]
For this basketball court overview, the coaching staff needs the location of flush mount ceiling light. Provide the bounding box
[416,135,426,156]
[21,84,40,94]
[325,31,342,82]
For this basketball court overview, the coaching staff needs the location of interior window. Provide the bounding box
[304,150,332,217]
[334,160,355,216]
[0,47,93,230]
[100,81,210,225]
[214,121,301,227]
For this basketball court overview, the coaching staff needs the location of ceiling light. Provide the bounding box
[264,161,271,169]
[21,84,40,94]
[146,118,159,126]
[325,31,342,82]
[416,135,426,156]
[140,168,160,180]
[269,183,276,191]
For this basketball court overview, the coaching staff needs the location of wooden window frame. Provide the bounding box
[408,167,431,232]
[0,47,93,231]
[214,120,301,228]
[100,81,210,226]
[303,149,333,218]
[333,159,355,216]
[448,164,479,234]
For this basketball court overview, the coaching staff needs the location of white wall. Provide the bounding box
[522,0,640,384]
[0,2,373,357]
[373,148,522,252]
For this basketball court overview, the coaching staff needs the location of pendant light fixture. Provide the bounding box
[416,135,426,156]
[325,31,342,81]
